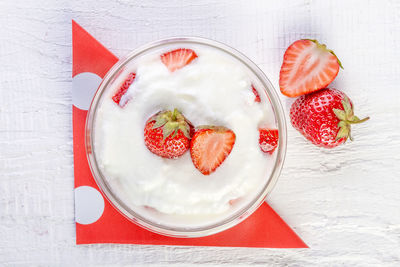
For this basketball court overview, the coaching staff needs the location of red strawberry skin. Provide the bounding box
[161,48,197,72]
[112,72,136,106]
[279,39,341,97]
[144,120,190,159]
[252,85,261,102]
[190,126,236,175]
[259,129,278,153]
[290,88,350,148]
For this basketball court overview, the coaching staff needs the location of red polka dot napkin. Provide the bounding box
[72,20,307,248]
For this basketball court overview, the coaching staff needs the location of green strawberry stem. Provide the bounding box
[348,117,370,124]
[171,108,179,121]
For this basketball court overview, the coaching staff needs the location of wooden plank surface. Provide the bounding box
[0,0,399,265]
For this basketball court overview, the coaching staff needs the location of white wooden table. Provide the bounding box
[1,0,399,265]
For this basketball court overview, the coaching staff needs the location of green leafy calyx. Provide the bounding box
[332,97,369,142]
[151,108,191,140]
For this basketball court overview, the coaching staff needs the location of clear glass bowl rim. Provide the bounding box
[85,36,287,238]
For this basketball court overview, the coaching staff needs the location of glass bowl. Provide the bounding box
[85,37,287,238]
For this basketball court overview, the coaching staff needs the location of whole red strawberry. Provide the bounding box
[144,109,193,158]
[290,88,369,148]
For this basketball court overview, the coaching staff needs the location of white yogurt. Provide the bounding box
[93,44,277,227]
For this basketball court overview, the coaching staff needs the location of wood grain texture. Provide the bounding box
[0,0,399,265]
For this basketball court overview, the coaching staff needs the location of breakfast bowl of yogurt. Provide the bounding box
[85,37,287,237]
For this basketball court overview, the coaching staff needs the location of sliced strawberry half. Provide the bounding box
[279,39,343,97]
[190,126,236,175]
[259,128,278,154]
[161,48,197,72]
[112,72,136,106]
[252,85,261,102]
